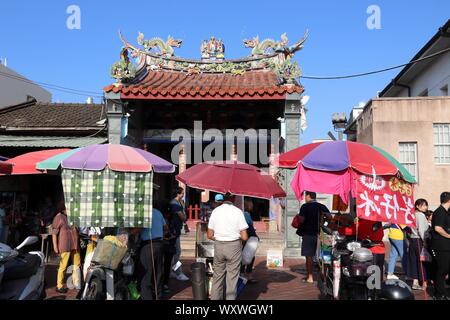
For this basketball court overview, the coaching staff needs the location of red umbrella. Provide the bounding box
[176,161,286,199]
[5,149,70,175]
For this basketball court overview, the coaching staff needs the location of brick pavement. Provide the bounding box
[44,257,434,300]
[167,258,320,300]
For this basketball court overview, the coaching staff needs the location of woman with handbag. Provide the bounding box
[406,198,430,290]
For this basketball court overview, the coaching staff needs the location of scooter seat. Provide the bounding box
[2,253,41,281]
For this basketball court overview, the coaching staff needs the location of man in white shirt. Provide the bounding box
[207,193,248,300]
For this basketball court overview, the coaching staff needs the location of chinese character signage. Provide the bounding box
[355,173,416,226]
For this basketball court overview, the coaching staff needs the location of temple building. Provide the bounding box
[103,31,309,256]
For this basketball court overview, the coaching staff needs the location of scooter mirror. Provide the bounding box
[372,222,382,233]
[15,236,39,250]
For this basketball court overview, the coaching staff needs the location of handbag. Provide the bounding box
[420,246,432,262]
[291,214,301,229]
[242,236,259,265]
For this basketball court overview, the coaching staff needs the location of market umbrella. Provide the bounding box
[276,141,416,226]
[36,144,175,173]
[176,160,286,200]
[275,140,415,183]
[4,149,70,175]
[36,144,175,228]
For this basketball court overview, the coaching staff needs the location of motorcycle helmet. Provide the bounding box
[379,279,414,300]
[351,247,373,262]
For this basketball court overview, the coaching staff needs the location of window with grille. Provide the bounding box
[399,142,418,181]
[434,124,450,164]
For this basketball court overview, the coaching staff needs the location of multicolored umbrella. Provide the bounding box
[176,161,286,200]
[4,149,70,175]
[275,140,415,183]
[37,144,175,173]
[36,144,175,228]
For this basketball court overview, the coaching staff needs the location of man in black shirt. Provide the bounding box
[169,187,189,281]
[431,192,450,300]
[297,191,330,283]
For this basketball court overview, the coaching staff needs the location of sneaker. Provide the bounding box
[170,271,178,279]
[176,273,189,281]
[56,287,68,294]
[412,283,423,290]
[386,274,399,280]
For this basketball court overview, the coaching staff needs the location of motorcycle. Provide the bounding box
[81,244,138,300]
[0,236,46,300]
[317,223,414,300]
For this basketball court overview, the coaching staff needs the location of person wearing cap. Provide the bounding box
[213,194,224,207]
[202,194,224,222]
[207,193,248,300]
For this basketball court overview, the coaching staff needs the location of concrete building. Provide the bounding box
[346,20,450,208]
[0,62,51,108]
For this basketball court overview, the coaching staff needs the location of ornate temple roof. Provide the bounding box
[104,31,308,100]
[104,70,302,99]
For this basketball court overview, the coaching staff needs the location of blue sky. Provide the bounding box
[0,0,448,143]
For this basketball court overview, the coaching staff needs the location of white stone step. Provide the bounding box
[179,233,285,258]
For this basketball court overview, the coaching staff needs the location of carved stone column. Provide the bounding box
[283,93,302,257]
[268,144,281,233]
[105,92,122,145]
[178,144,186,190]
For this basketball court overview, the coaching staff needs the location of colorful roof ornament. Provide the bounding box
[107,30,308,92]
[200,36,225,60]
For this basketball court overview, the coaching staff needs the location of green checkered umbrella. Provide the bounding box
[56,144,175,228]
[62,168,153,228]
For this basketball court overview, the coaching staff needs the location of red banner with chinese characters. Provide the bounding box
[355,173,416,226]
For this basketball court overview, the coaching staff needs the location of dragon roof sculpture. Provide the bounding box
[110,30,308,86]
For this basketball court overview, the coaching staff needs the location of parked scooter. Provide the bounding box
[317,224,414,300]
[0,236,46,300]
[81,246,137,300]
